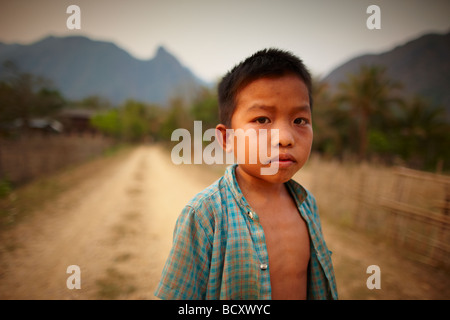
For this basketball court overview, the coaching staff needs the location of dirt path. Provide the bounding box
[0,145,448,299]
[0,145,219,299]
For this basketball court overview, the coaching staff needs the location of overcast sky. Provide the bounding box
[0,0,449,82]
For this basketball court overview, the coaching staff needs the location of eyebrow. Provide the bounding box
[246,104,276,112]
[246,104,310,113]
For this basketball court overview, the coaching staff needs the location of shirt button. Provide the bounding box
[248,211,254,219]
[260,263,268,270]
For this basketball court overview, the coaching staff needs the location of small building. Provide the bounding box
[57,109,98,135]
[7,118,64,135]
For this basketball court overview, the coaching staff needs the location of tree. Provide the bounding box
[0,61,65,134]
[393,96,450,170]
[145,103,165,141]
[335,65,402,160]
[90,109,121,138]
[120,100,150,142]
[190,86,219,130]
[69,95,112,111]
[90,100,156,142]
[159,97,192,141]
[310,77,343,158]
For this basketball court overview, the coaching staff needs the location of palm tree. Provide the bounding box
[335,65,402,160]
[311,77,344,158]
[395,96,450,169]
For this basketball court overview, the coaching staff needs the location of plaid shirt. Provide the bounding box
[155,164,338,300]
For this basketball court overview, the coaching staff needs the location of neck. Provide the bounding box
[235,166,287,202]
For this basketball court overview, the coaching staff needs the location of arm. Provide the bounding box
[155,205,212,300]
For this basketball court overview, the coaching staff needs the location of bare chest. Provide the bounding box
[256,203,311,299]
[257,204,311,268]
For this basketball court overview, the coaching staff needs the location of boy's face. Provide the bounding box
[219,74,313,184]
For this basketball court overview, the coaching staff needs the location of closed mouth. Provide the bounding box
[267,153,296,164]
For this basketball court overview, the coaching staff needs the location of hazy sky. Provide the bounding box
[0,0,449,82]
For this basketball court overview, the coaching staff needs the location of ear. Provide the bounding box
[215,123,232,153]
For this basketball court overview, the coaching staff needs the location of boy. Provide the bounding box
[155,49,338,300]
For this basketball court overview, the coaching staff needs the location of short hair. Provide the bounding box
[218,48,313,126]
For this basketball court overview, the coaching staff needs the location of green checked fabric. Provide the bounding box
[155,164,338,300]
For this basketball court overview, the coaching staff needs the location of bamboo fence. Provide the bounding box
[305,157,450,268]
[0,134,114,186]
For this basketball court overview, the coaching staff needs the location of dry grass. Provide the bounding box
[301,154,450,269]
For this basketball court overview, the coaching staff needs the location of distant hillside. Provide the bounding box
[323,31,450,114]
[0,35,206,105]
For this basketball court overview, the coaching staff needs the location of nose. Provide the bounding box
[271,122,294,148]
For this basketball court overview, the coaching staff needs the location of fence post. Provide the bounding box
[0,143,4,181]
[443,183,450,217]
[432,183,450,263]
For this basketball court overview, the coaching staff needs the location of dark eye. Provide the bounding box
[294,118,307,125]
[255,117,270,124]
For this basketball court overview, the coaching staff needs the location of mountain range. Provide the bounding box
[323,31,450,113]
[0,31,449,112]
[0,35,205,105]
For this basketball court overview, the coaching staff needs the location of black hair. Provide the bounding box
[218,48,313,126]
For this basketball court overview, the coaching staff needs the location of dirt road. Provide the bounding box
[0,145,448,299]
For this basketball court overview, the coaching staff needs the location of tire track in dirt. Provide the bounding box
[0,145,221,299]
[0,146,147,299]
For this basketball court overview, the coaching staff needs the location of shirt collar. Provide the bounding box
[224,164,249,209]
[224,164,308,211]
